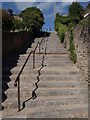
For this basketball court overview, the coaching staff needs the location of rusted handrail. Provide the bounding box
[14,35,45,112]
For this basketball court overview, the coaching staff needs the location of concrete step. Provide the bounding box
[7,67,39,75]
[2,104,88,118]
[5,87,88,98]
[5,87,34,98]
[7,79,87,89]
[2,68,33,75]
[26,104,88,118]
[44,57,71,60]
[3,74,84,83]
[18,58,71,62]
[25,95,88,108]
[19,55,43,60]
[40,74,84,81]
[2,74,38,82]
[36,87,88,97]
[16,61,73,67]
[3,94,88,109]
[44,63,74,67]
[37,80,87,88]
[40,67,80,75]
[44,61,73,64]
[7,79,37,88]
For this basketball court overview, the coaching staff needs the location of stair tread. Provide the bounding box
[2,104,88,118]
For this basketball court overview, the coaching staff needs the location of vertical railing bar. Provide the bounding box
[39,42,40,54]
[33,51,35,68]
[42,39,43,50]
[17,78,20,112]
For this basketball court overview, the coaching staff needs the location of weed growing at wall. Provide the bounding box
[69,30,77,63]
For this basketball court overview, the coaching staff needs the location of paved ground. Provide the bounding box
[2,32,88,118]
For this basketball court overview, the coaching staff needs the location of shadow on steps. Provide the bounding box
[2,31,49,111]
[2,37,35,110]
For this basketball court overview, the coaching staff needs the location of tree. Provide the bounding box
[8,9,13,16]
[20,7,44,33]
[69,2,83,22]
[12,19,25,31]
[2,9,14,31]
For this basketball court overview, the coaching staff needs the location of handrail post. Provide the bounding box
[17,78,20,112]
[42,40,43,50]
[39,43,40,54]
[33,51,35,68]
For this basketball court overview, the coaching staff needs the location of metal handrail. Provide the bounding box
[14,35,45,112]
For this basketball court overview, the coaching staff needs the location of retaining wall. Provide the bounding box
[2,31,33,57]
[65,18,90,81]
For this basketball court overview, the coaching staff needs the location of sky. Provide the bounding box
[1,1,90,31]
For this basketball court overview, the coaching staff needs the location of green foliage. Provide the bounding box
[69,30,77,63]
[69,2,83,23]
[2,9,14,31]
[20,7,44,33]
[55,14,68,43]
[12,19,25,31]
[68,22,75,29]
[55,13,70,25]
[58,23,68,43]
[55,13,71,26]
[54,2,84,63]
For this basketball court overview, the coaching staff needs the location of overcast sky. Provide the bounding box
[1,1,89,31]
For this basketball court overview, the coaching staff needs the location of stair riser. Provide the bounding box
[10,69,39,75]
[6,88,88,98]
[3,75,83,81]
[3,97,88,109]
[6,90,33,98]
[10,69,79,75]
[17,62,42,66]
[36,89,88,97]
[37,82,87,88]
[2,75,38,82]
[7,81,87,89]
[40,71,80,75]
[28,108,88,118]
[39,75,83,81]
[8,82,36,88]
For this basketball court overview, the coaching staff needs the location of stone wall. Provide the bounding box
[65,18,90,81]
[2,31,33,57]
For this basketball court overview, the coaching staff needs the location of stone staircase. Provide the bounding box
[2,32,88,118]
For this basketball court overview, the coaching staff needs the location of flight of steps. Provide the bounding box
[2,32,88,118]
[2,37,45,117]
